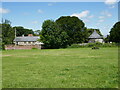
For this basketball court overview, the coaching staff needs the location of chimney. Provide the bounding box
[28,34,33,36]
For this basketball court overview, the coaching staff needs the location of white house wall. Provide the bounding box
[95,39,104,43]
[89,39,104,43]
[17,41,36,45]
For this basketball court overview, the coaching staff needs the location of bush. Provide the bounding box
[86,42,102,47]
[32,47,38,49]
[86,43,96,47]
[67,44,82,48]
[67,42,118,48]
[102,43,117,47]
[1,43,5,50]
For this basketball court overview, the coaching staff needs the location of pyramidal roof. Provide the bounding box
[89,30,103,39]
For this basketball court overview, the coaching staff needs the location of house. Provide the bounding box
[5,34,44,50]
[88,30,104,43]
[14,34,43,45]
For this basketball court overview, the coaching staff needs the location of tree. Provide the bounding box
[86,28,102,36]
[1,19,15,49]
[2,24,15,44]
[1,19,35,49]
[0,24,2,49]
[2,18,11,25]
[13,26,34,36]
[56,16,86,45]
[104,35,110,43]
[34,30,41,36]
[40,20,69,49]
[109,21,120,43]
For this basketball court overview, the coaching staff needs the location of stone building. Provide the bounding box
[88,30,104,43]
[4,34,44,50]
[14,34,43,46]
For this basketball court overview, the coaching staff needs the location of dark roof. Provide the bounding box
[14,36,40,42]
[89,30,103,39]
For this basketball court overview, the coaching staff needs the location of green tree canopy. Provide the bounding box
[104,35,110,43]
[1,19,15,49]
[0,24,2,49]
[56,16,86,44]
[13,26,34,36]
[40,20,69,49]
[2,23,15,45]
[34,30,41,36]
[109,21,120,43]
[87,28,102,37]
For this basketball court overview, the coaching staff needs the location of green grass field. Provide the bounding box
[2,47,118,88]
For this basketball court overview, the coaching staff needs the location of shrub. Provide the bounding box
[32,47,38,49]
[86,43,96,47]
[102,43,117,47]
[2,43,5,50]
[67,42,118,48]
[67,44,82,48]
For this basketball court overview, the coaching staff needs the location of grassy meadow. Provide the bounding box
[2,47,118,88]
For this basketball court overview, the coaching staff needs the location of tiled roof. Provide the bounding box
[14,36,40,42]
[89,30,103,39]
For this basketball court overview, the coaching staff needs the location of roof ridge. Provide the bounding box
[89,30,102,39]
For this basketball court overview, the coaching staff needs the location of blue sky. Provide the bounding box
[1,1,118,36]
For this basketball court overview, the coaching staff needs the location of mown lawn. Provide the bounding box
[2,47,118,88]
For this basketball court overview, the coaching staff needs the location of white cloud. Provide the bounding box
[105,0,117,5]
[83,19,90,23]
[98,19,105,22]
[98,11,111,24]
[107,13,112,17]
[98,11,112,24]
[32,21,38,24]
[98,16,105,23]
[71,10,90,18]
[88,15,94,18]
[48,2,56,6]
[71,10,95,23]
[101,11,112,17]
[99,16,105,19]
[0,8,10,14]
[38,9,43,13]
[48,3,53,6]
[109,5,115,8]
[96,23,100,26]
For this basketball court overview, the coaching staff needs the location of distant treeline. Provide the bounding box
[0,19,40,49]
[1,16,120,49]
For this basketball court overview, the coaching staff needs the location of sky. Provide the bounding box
[1,1,119,36]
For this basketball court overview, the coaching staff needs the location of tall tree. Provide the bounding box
[40,20,69,49]
[56,16,86,45]
[0,24,2,49]
[104,35,110,43]
[109,21,120,43]
[1,19,15,50]
[2,19,11,25]
[2,24,15,44]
